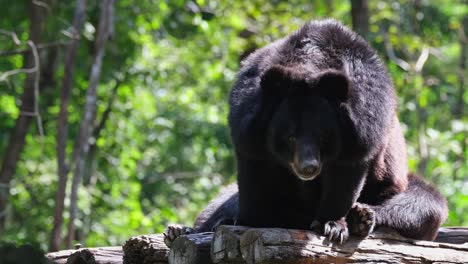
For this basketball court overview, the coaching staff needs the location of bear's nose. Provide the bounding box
[300,159,320,175]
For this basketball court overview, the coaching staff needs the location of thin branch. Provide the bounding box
[0,41,69,56]
[0,30,38,81]
[415,47,430,73]
[383,32,411,71]
[428,47,444,61]
[29,40,45,145]
[61,25,82,40]
[32,0,51,13]
[0,37,44,143]
[0,29,21,44]
[0,67,37,81]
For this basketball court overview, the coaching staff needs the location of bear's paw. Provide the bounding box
[347,202,376,238]
[311,218,349,244]
[163,224,194,248]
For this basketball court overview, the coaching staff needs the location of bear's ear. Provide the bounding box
[260,65,290,94]
[260,65,306,95]
[312,70,349,102]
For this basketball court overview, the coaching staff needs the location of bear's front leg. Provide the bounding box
[313,163,368,243]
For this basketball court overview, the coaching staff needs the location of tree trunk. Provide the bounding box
[66,0,114,248]
[454,9,467,180]
[324,1,334,16]
[51,0,87,252]
[83,76,121,186]
[350,0,369,39]
[455,12,467,119]
[0,0,48,233]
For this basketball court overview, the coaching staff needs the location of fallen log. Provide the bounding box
[122,234,169,264]
[211,225,249,263]
[46,246,123,264]
[45,227,468,264]
[238,227,468,264]
[436,227,468,244]
[168,232,213,264]
[46,234,170,264]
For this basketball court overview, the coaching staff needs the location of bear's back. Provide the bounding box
[239,19,383,77]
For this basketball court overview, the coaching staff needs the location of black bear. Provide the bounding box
[164,19,447,246]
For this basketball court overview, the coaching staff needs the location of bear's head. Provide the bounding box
[260,65,349,181]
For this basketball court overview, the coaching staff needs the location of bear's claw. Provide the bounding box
[322,219,349,244]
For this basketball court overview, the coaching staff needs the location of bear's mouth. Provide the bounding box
[289,163,321,181]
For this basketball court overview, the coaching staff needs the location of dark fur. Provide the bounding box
[196,20,447,241]
[194,184,239,232]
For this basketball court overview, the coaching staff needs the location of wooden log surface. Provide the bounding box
[435,227,468,244]
[46,246,123,264]
[238,227,468,264]
[45,227,468,264]
[168,232,213,264]
[122,234,169,264]
[211,225,249,263]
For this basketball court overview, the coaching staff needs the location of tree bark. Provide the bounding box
[0,0,48,233]
[122,234,169,264]
[211,225,248,263]
[66,0,115,248]
[51,0,87,252]
[436,227,468,244]
[350,0,369,39]
[169,233,213,264]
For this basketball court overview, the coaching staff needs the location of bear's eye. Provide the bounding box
[287,135,296,143]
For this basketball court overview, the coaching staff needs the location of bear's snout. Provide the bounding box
[300,159,320,175]
[291,155,321,181]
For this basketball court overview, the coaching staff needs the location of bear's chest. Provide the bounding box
[237,159,322,228]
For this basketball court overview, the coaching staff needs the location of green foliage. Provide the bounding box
[0,0,466,250]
